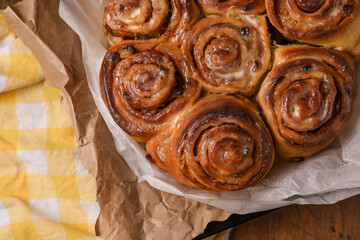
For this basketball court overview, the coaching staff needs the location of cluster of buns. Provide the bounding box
[100,0,359,191]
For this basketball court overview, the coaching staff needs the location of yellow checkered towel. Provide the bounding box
[0,13,99,240]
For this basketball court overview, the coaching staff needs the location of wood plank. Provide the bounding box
[229,194,360,240]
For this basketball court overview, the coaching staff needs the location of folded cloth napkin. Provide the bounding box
[0,13,99,240]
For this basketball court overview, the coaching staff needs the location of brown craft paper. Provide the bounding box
[2,0,231,239]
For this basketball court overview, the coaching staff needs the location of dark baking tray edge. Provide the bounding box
[193,208,279,239]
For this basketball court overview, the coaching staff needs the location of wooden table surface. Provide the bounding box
[229,194,360,240]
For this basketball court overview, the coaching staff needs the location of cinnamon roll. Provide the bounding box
[182,15,271,95]
[100,41,201,142]
[266,0,360,59]
[167,95,274,191]
[197,0,265,15]
[104,0,201,45]
[257,45,358,160]
[146,129,172,170]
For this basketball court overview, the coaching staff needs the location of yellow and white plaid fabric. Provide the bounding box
[0,13,99,240]
[0,12,230,240]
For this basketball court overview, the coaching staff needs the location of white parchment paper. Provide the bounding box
[59,0,360,214]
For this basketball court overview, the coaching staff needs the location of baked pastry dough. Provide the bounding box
[167,95,274,191]
[104,0,201,45]
[101,0,359,191]
[145,129,173,170]
[182,15,271,95]
[257,45,358,160]
[100,41,201,142]
[196,0,265,15]
[266,0,360,60]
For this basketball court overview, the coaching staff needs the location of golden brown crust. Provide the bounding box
[100,41,201,142]
[182,15,271,96]
[146,128,173,170]
[101,0,360,191]
[197,0,265,15]
[266,0,360,59]
[167,95,274,191]
[257,45,358,160]
[104,0,201,45]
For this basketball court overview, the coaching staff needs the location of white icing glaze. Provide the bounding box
[241,14,261,27]
[292,105,300,118]
[218,69,245,79]
[130,8,141,18]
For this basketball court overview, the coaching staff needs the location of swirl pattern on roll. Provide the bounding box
[196,0,265,14]
[257,45,358,160]
[146,129,172,170]
[182,15,271,95]
[266,0,360,59]
[100,41,201,142]
[104,0,201,45]
[167,95,274,191]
